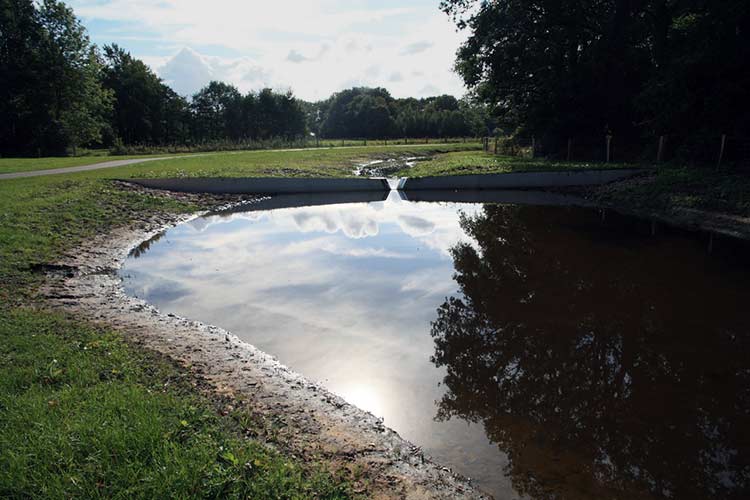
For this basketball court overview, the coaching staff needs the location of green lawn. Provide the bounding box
[0,155,132,174]
[397,150,638,177]
[0,141,481,175]
[0,308,352,499]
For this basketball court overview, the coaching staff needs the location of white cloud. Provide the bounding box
[69,0,468,100]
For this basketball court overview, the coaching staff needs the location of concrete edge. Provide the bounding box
[125,177,391,194]
[401,168,651,190]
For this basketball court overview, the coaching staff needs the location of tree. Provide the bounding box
[441,0,750,159]
[102,44,189,145]
[190,81,242,142]
[0,0,111,155]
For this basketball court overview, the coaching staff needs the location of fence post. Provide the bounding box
[567,138,572,161]
[531,136,536,158]
[494,137,499,154]
[606,134,613,163]
[363,139,367,146]
[385,138,387,146]
[425,137,429,144]
[717,134,726,168]
[657,135,665,163]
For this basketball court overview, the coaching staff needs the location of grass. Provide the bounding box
[593,166,750,217]
[0,141,480,175]
[396,150,637,177]
[0,308,352,499]
[0,143,486,498]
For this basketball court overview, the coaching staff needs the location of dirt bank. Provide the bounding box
[576,173,750,241]
[40,182,489,500]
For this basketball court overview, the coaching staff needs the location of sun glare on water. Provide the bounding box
[340,382,387,419]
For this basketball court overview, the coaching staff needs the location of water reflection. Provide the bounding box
[122,195,750,499]
[431,204,750,499]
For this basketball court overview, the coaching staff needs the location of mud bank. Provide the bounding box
[40,183,489,500]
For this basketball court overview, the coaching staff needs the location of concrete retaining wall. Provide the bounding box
[398,168,649,191]
[212,191,389,215]
[127,177,390,194]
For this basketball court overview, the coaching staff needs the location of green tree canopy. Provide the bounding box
[442,0,750,159]
[0,0,111,155]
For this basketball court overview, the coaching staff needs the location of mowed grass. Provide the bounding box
[0,141,480,175]
[0,308,352,499]
[128,143,481,178]
[0,155,153,175]
[397,150,637,177]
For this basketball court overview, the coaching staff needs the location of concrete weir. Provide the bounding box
[127,176,390,194]
[398,168,649,191]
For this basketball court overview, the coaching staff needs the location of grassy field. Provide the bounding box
[1,144,746,497]
[0,308,352,499]
[0,140,479,175]
[396,150,638,177]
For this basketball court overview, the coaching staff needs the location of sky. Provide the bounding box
[67,0,469,101]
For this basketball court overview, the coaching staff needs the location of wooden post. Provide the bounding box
[425,137,429,144]
[717,134,726,168]
[657,135,665,163]
[494,137,499,155]
[384,138,387,146]
[405,137,408,145]
[567,138,572,161]
[606,134,613,163]
[363,139,367,146]
[531,136,536,158]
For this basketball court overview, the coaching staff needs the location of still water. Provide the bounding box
[122,191,750,499]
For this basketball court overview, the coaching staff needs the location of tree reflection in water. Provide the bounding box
[430,204,750,499]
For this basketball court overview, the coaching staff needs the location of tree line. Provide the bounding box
[1,0,490,157]
[306,87,493,140]
[441,0,750,161]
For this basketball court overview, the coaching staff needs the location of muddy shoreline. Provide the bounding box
[41,184,489,500]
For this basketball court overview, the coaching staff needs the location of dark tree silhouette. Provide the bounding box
[431,204,750,499]
[441,0,750,159]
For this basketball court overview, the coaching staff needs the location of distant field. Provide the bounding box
[0,140,479,175]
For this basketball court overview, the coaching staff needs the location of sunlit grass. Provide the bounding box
[0,308,353,499]
[399,150,637,177]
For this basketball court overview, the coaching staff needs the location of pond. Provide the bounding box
[122,191,750,499]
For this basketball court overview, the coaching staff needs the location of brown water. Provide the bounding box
[122,192,750,499]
